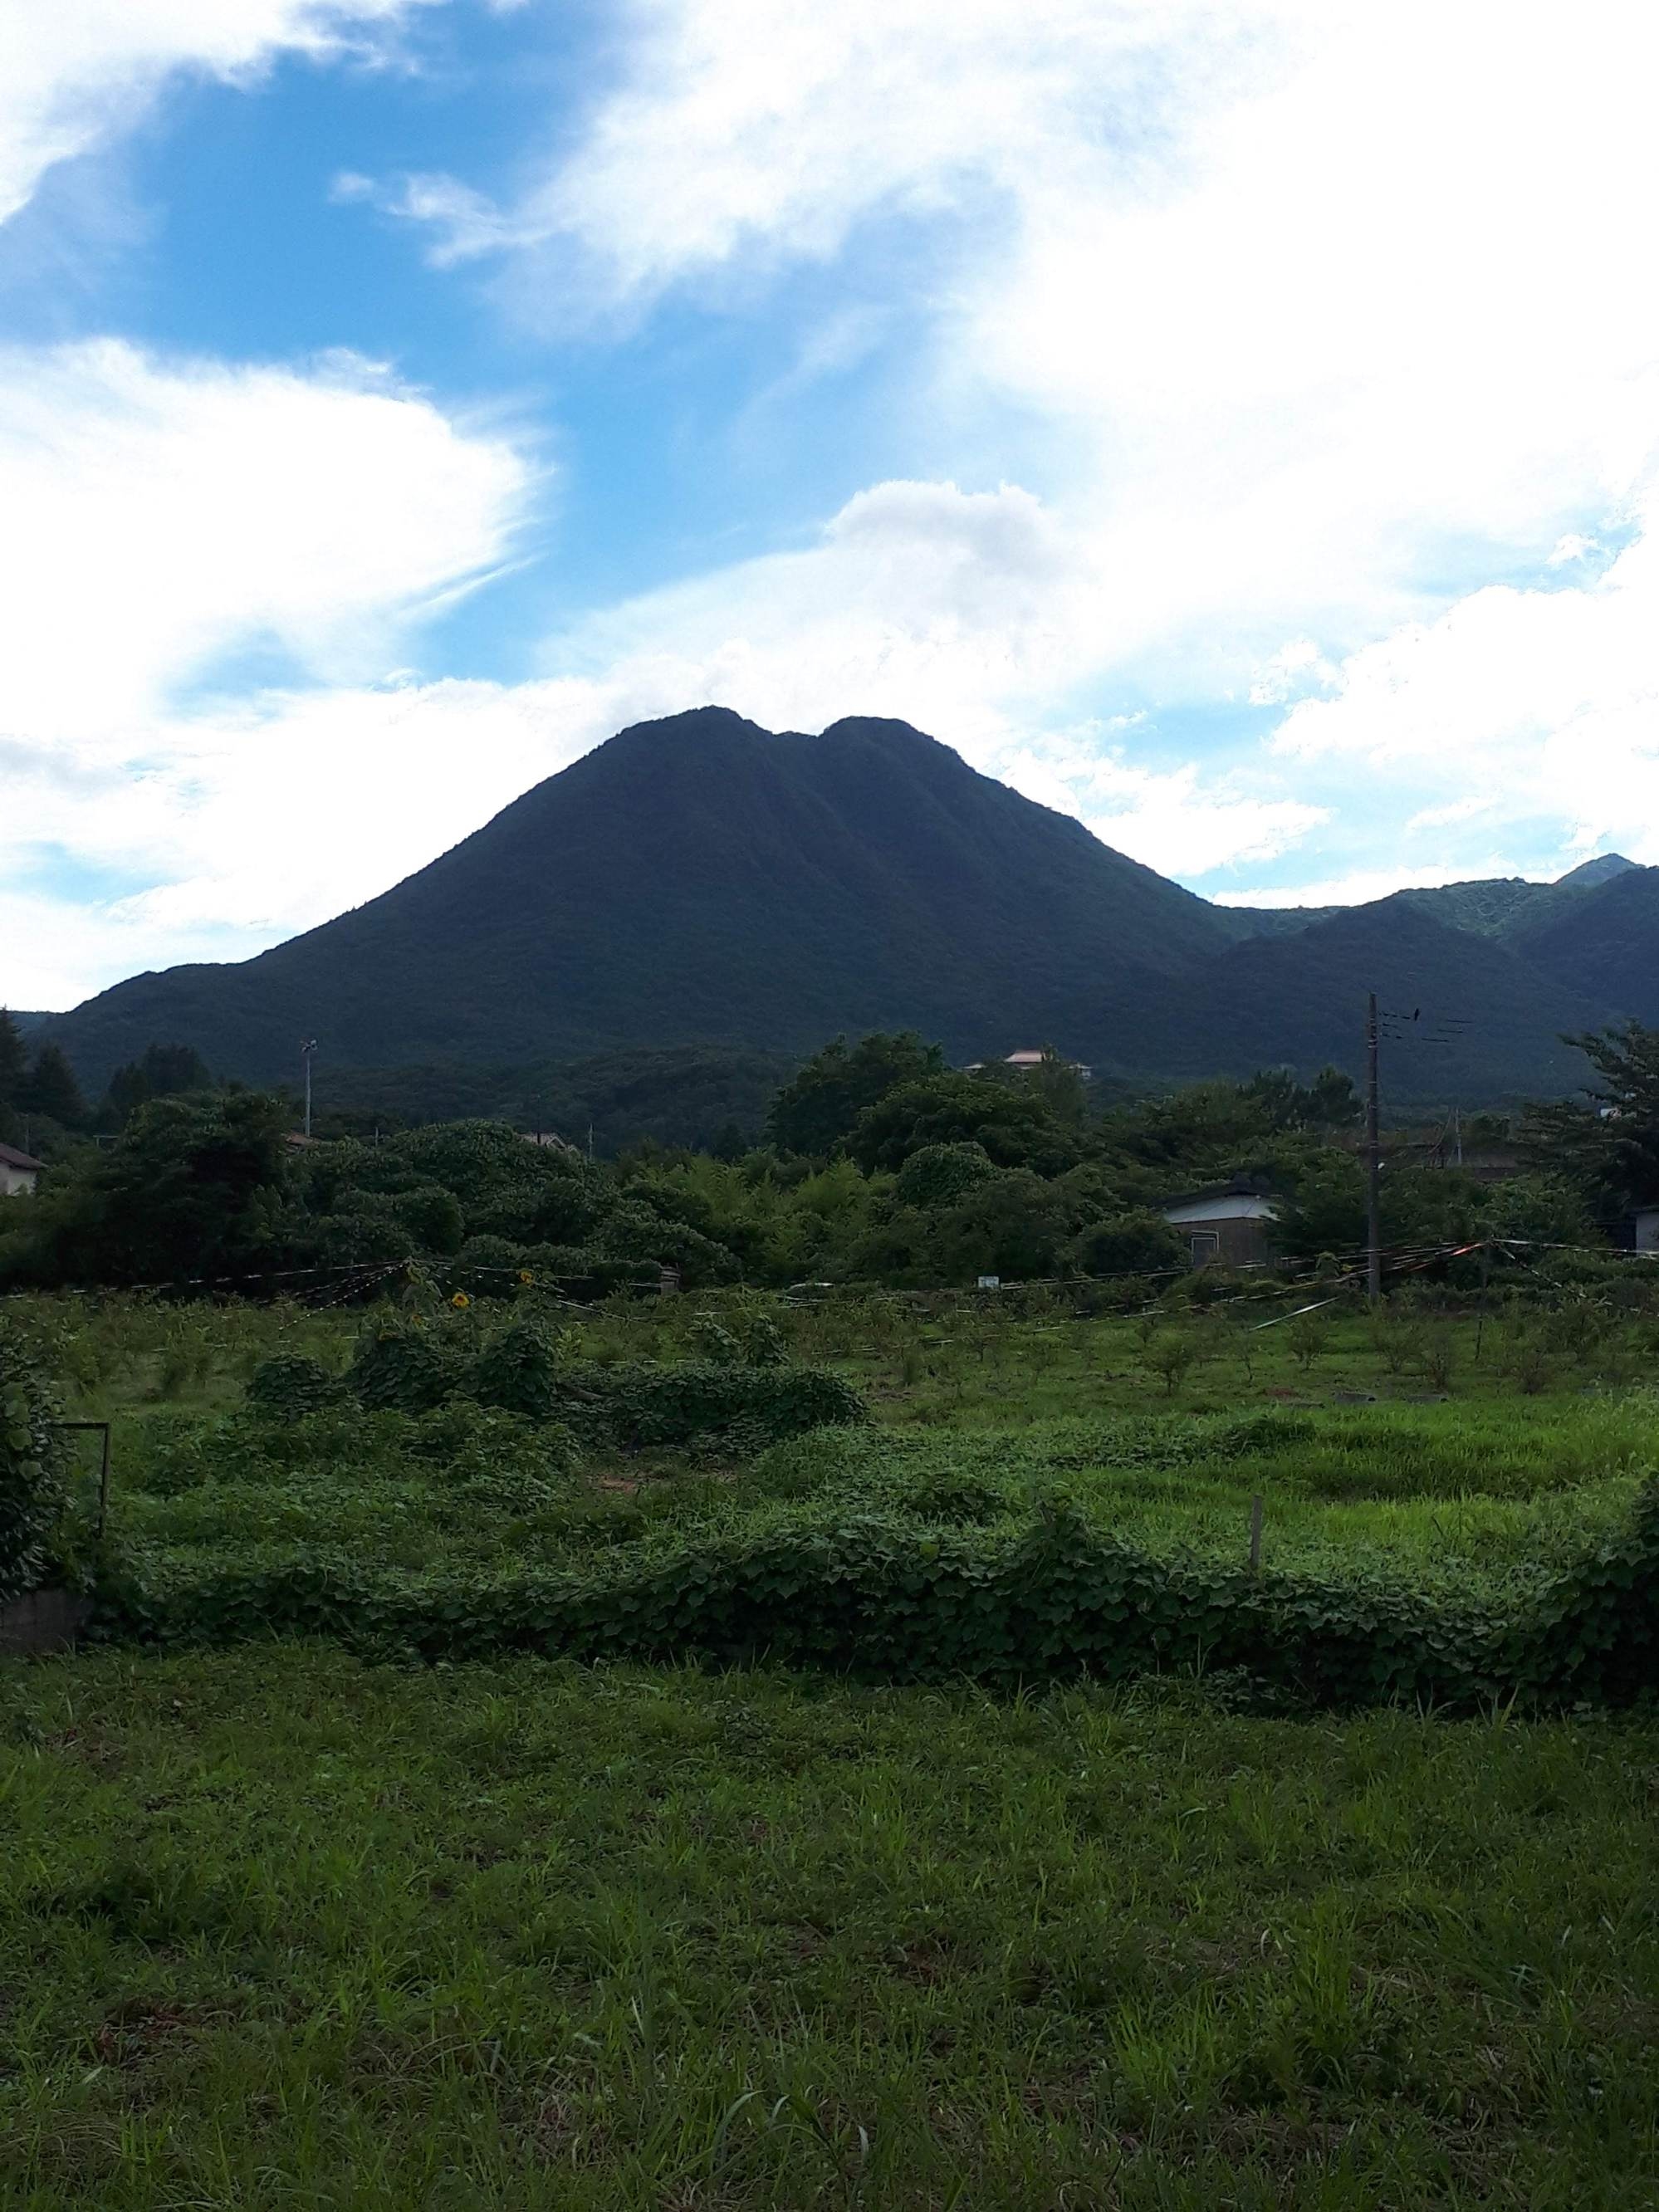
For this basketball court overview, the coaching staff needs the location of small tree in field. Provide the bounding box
[1146,1329,1197,1397]
[1286,1307,1330,1370]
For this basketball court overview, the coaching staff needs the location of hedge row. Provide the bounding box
[92,1481,1659,1710]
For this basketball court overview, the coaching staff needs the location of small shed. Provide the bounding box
[0,1142,44,1197]
[1161,1175,1279,1269]
[1630,1205,1659,1255]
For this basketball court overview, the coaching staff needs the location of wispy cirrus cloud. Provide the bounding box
[0,0,449,226]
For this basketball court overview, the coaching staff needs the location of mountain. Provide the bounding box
[42,709,1231,1093]
[37,708,1642,1109]
[1219,855,1641,947]
[1505,864,1659,1025]
[1165,898,1605,1099]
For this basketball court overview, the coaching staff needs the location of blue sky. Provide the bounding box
[4,0,1658,1006]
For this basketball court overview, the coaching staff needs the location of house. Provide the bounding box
[523,1129,581,1155]
[1629,1205,1659,1255]
[967,1049,1096,1082]
[1161,1175,1279,1269]
[0,1142,44,1197]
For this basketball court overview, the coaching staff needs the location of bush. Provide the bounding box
[468,1317,568,1421]
[580,1360,867,1455]
[347,1321,462,1415]
[246,1355,342,1420]
[1069,1211,1187,1280]
[0,1316,73,1601]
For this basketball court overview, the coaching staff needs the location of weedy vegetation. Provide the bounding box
[2,1282,1657,2203]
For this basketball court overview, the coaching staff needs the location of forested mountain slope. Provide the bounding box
[40,709,1640,1105]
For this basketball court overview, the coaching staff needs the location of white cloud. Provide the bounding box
[1270,481,1659,866]
[995,742,1326,878]
[369,2,1659,670]
[0,339,530,741]
[375,1,1270,288]
[550,478,1097,755]
[0,337,539,1005]
[0,0,443,224]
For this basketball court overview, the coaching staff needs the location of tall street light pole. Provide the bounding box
[301,1038,317,1140]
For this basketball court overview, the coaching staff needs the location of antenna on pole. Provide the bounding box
[300,1038,317,1140]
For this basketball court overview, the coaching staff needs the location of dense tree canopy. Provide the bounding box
[0,1025,1635,1298]
[767,1032,943,1157]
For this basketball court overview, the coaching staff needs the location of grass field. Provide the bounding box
[20,1286,1652,1602]
[4,1288,1657,2204]
[4,1650,1658,2209]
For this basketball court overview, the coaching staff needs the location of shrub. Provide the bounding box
[582,1360,867,1454]
[1145,1331,1197,1397]
[246,1355,342,1420]
[468,1317,569,1421]
[347,1320,462,1415]
[1069,1211,1187,1280]
[0,1316,73,1602]
[410,1402,580,1501]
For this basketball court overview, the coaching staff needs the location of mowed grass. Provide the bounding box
[3,1648,1658,2210]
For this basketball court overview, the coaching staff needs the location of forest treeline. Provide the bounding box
[1,1016,1654,1295]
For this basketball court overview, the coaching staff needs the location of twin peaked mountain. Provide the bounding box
[45,707,1659,1107]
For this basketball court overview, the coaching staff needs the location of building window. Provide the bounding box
[1189,1231,1221,1266]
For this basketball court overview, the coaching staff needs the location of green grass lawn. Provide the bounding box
[3,1648,1657,2210]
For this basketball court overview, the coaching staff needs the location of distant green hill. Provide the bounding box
[1505,864,1659,1025]
[38,709,1646,1112]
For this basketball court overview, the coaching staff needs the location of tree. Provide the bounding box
[81,1090,294,1283]
[0,1011,27,1111]
[928,1168,1079,1282]
[1518,1025,1659,1215]
[767,1033,943,1157]
[100,1041,215,1128]
[895,1141,997,1209]
[1069,1211,1187,1279]
[21,1044,86,1128]
[1480,1172,1594,1252]
[847,1073,1083,1177]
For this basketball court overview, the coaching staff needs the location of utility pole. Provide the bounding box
[1365,992,1382,1304]
[301,1038,317,1139]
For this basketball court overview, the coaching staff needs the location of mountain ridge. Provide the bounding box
[38,709,1648,1106]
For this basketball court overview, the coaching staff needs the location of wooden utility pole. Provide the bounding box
[1365,991,1382,1304]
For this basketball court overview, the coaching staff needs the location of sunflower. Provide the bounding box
[451,1291,472,1310]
